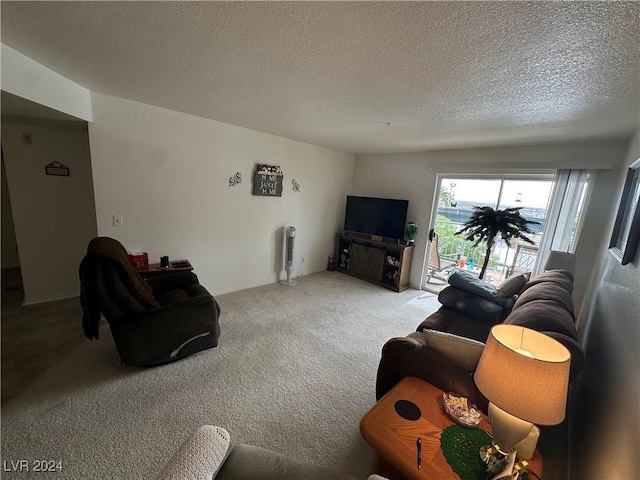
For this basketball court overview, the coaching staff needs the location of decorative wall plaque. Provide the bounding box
[253,164,283,196]
[45,161,70,177]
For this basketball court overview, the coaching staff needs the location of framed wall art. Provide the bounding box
[45,161,70,176]
[609,157,640,265]
[253,164,283,197]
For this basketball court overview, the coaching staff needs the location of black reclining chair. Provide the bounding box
[80,237,221,367]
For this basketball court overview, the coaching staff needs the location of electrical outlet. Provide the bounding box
[113,215,123,227]
[301,257,305,262]
[22,133,32,145]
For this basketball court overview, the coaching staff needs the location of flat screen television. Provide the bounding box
[344,196,409,241]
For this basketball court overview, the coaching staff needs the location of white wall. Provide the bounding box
[574,161,631,321]
[1,120,98,304]
[88,93,354,295]
[1,44,92,122]
[569,130,639,479]
[350,153,435,287]
[352,140,630,309]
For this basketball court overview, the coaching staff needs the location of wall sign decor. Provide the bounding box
[609,157,640,265]
[292,179,301,192]
[45,161,70,177]
[253,164,283,196]
[228,172,242,187]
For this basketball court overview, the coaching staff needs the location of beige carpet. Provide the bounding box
[423,278,448,295]
[2,268,85,404]
[1,271,440,479]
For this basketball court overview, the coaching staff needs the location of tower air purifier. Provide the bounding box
[280,226,297,286]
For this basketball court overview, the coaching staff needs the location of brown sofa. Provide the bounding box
[375,270,585,412]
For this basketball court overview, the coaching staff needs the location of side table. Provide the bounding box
[360,376,543,479]
[137,260,193,279]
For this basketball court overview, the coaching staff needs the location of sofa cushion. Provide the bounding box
[376,332,487,409]
[217,444,357,480]
[496,273,530,298]
[438,287,511,325]
[448,268,497,296]
[521,270,574,294]
[418,306,493,343]
[513,278,575,319]
[504,300,578,340]
[154,284,211,307]
[423,329,485,373]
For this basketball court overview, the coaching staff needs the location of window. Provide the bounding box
[539,170,593,257]
[428,175,553,286]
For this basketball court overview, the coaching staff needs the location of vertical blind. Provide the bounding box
[537,170,593,273]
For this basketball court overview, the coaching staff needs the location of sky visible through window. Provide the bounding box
[442,179,553,209]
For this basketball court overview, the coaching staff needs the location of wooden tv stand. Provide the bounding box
[335,233,414,292]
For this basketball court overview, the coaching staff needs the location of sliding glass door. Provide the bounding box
[427,175,554,287]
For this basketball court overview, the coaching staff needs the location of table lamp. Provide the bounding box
[474,325,571,458]
[543,251,577,274]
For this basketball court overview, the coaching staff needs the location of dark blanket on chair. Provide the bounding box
[80,237,159,340]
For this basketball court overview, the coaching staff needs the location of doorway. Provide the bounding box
[1,93,96,402]
[1,148,24,303]
[426,175,554,288]
[1,91,97,304]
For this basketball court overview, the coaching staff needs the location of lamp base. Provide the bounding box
[488,402,534,452]
[479,427,540,462]
[513,424,540,459]
[479,403,539,478]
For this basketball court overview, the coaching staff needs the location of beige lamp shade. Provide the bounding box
[544,251,577,274]
[474,325,571,426]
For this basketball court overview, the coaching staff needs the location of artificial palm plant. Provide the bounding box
[455,206,539,279]
[406,221,418,243]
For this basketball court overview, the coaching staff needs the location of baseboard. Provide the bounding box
[22,293,80,306]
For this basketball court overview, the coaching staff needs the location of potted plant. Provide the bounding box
[455,206,539,279]
[406,222,418,244]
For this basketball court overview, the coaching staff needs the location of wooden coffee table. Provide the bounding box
[360,376,543,479]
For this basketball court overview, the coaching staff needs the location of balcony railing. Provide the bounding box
[432,217,543,284]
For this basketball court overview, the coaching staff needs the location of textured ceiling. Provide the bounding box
[2,1,639,154]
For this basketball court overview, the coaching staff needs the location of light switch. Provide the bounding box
[113,215,123,227]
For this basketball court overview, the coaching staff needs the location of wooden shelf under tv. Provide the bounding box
[334,233,414,292]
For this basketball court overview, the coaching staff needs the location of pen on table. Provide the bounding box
[417,437,422,469]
